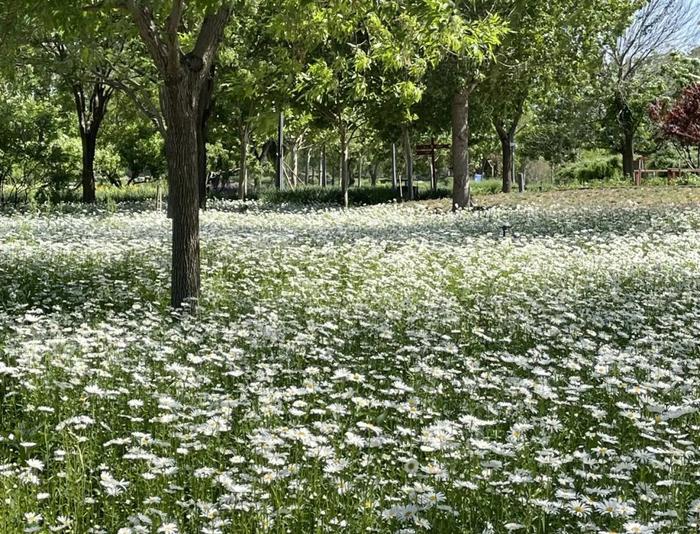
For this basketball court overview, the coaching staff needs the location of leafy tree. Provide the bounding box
[214,7,282,199]
[482,0,635,192]
[7,0,235,308]
[605,0,700,177]
[519,89,603,165]
[650,82,700,167]
[436,5,505,209]
[7,8,133,203]
[103,97,166,183]
[18,0,235,309]
[0,71,73,203]
[290,0,497,207]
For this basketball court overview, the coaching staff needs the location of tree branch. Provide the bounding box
[125,1,168,76]
[191,4,233,77]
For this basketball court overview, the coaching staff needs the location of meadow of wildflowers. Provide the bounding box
[1,194,700,533]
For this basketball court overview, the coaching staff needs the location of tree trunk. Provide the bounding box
[357,156,363,188]
[391,143,398,193]
[238,124,248,200]
[402,126,414,200]
[615,91,635,178]
[321,146,327,187]
[451,88,471,210]
[254,168,261,196]
[197,67,215,209]
[370,161,379,186]
[622,126,634,178]
[80,132,98,204]
[163,85,200,309]
[72,83,112,204]
[126,2,231,310]
[499,131,514,193]
[337,152,342,188]
[340,125,350,208]
[305,149,311,185]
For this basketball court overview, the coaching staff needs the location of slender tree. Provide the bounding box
[443,6,505,209]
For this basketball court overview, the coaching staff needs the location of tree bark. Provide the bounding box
[370,161,379,187]
[616,91,635,177]
[493,104,523,194]
[305,149,311,185]
[357,155,363,188]
[163,84,200,309]
[126,2,232,309]
[291,140,299,187]
[197,66,215,209]
[451,88,471,210]
[622,126,635,178]
[276,112,284,190]
[391,143,399,193]
[498,130,514,193]
[238,123,248,200]
[80,132,98,204]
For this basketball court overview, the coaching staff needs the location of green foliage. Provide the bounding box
[47,181,166,205]
[41,134,82,197]
[557,151,624,182]
[100,98,165,182]
[470,178,503,195]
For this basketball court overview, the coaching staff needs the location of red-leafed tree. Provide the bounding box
[651,83,700,167]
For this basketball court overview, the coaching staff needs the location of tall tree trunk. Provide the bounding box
[370,161,379,186]
[163,85,200,309]
[622,126,634,178]
[321,146,327,187]
[616,91,635,178]
[451,88,471,210]
[402,126,414,200]
[498,130,514,193]
[391,143,398,193]
[197,67,215,209]
[494,106,524,194]
[305,149,311,185]
[340,125,349,208]
[337,152,342,188]
[80,132,98,204]
[126,2,232,309]
[238,124,248,200]
[72,83,112,204]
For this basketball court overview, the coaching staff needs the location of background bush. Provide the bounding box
[557,150,623,183]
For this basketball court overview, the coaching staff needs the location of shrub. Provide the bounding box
[557,152,623,183]
[261,185,452,206]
